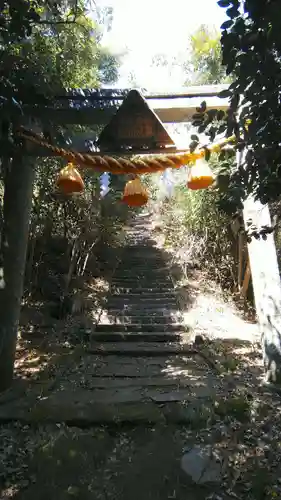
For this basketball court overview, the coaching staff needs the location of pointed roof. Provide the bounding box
[98,89,175,150]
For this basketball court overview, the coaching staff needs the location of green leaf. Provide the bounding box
[192,120,204,127]
[217,0,231,7]
[189,140,199,152]
[217,110,226,121]
[204,148,211,161]
[221,20,233,30]
[209,126,217,142]
[226,6,239,18]
[218,123,227,134]
[201,100,207,112]
[206,109,218,119]
[198,124,206,134]
[193,113,204,120]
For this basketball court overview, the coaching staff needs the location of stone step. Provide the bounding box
[120,258,163,262]
[0,399,215,424]
[125,232,152,236]
[115,276,171,280]
[112,280,173,286]
[110,287,175,294]
[109,291,177,298]
[113,276,172,281]
[72,376,193,389]
[124,242,155,246]
[128,229,151,232]
[110,286,174,292]
[78,353,205,378]
[105,305,178,312]
[111,280,173,285]
[117,269,168,273]
[108,294,177,300]
[117,260,169,265]
[88,341,196,356]
[90,332,182,342]
[118,260,167,264]
[115,269,170,274]
[111,279,173,286]
[120,252,162,264]
[124,236,155,240]
[110,287,174,294]
[98,315,184,330]
[99,316,183,325]
[126,225,151,228]
[103,308,180,315]
[122,246,158,251]
[117,260,168,266]
[119,248,159,252]
[114,269,171,275]
[3,380,216,424]
[106,301,178,310]
[109,292,176,298]
[95,323,186,332]
[117,262,166,266]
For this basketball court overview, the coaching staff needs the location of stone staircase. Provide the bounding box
[93,214,187,350]
[54,213,219,424]
[0,214,221,425]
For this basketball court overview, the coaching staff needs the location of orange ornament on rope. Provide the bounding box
[56,163,85,194]
[187,158,215,190]
[121,177,148,207]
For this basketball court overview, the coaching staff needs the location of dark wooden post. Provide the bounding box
[0,155,35,392]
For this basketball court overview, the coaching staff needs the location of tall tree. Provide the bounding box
[149,25,230,88]
[0,1,120,392]
[187,24,231,85]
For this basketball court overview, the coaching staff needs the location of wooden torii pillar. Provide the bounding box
[243,197,281,382]
[236,148,281,383]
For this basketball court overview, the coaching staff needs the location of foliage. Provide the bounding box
[0,2,120,98]
[0,1,41,43]
[97,50,120,85]
[149,163,237,288]
[26,160,129,303]
[187,24,231,85]
[194,0,281,205]
[149,24,231,87]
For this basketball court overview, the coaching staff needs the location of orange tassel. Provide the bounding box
[187,158,215,190]
[56,163,85,194]
[121,177,148,207]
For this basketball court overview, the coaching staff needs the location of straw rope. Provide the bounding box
[18,128,235,175]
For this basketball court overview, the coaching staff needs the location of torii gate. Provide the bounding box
[1,84,280,389]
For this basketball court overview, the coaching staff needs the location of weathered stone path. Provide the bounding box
[0,213,224,425]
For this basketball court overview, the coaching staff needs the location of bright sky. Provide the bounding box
[97,0,227,90]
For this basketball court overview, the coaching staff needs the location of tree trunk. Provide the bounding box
[0,155,35,392]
